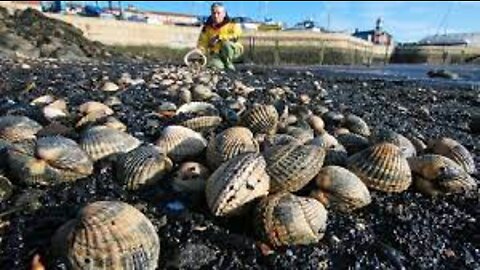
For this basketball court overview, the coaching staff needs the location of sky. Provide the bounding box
[88,1,480,42]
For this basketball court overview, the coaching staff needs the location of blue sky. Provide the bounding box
[90,1,480,42]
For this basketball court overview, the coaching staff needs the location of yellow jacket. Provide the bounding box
[197,18,243,54]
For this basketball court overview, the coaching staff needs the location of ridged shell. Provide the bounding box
[255,192,328,247]
[372,129,417,158]
[408,154,477,195]
[7,136,93,186]
[76,110,113,129]
[240,104,279,135]
[265,144,325,193]
[178,115,222,133]
[42,99,68,120]
[206,127,259,169]
[260,134,301,152]
[172,162,210,193]
[205,153,270,216]
[52,201,160,270]
[80,126,141,162]
[347,143,412,192]
[310,166,371,212]
[177,102,218,116]
[155,125,207,162]
[79,101,114,115]
[428,137,476,174]
[324,144,349,167]
[336,133,371,154]
[285,126,314,144]
[116,145,173,191]
[0,116,42,142]
[343,114,371,137]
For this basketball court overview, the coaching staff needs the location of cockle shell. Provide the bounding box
[178,115,222,134]
[0,115,42,142]
[80,126,141,162]
[343,114,371,137]
[78,101,114,116]
[52,201,160,270]
[264,144,325,193]
[427,137,476,174]
[116,145,173,191]
[205,153,270,216]
[255,192,328,247]
[408,154,477,195]
[336,133,370,154]
[310,166,371,212]
[372,129,417,158]
[7,136,93,186]
[206,127,259,169]
[240,104,279,135]
[285,126,314,144]
[347,143,412,193]
[155,125,207,162]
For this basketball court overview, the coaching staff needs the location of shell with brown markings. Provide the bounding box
[310,166,371,212]
[206,153,270,216]
[255,192,328,247]
[347,142,412,193]
[51,201,160,270]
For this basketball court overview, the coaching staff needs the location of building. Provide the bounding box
[143,10,199,26]
[418,32,480,47]
[353,18,393,46]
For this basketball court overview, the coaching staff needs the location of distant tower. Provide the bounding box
[375,17,383,32]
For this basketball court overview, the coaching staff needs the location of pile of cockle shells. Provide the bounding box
[0,65,477,269]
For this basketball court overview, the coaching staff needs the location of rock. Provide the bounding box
[470,114,480,134]
[170,243,217,270]
[427,69,459,80]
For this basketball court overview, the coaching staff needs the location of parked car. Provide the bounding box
[285,20,324,32]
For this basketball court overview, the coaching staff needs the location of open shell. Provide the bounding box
[7,136,93,186]
[408,154,477,195]
[427,137,476,174]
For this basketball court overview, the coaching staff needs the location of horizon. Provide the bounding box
[80,1,480,43]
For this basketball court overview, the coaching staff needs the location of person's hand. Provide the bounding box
[209,35,220,47]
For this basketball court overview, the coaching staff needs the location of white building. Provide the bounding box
[419,32,480,47]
